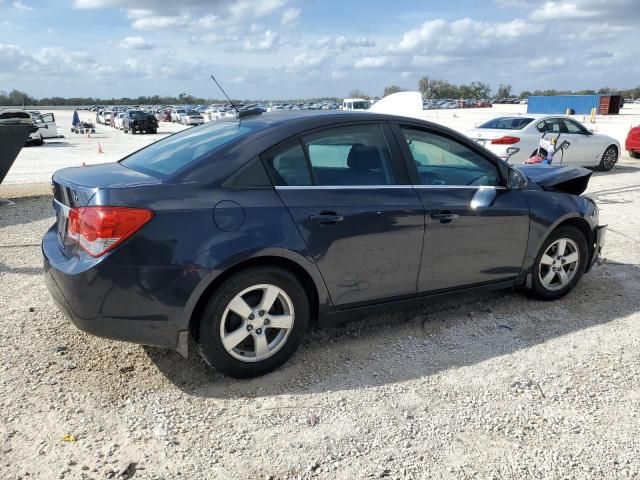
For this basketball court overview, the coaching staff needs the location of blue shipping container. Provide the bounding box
[527,95,600,115]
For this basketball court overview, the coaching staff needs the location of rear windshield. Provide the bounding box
[478,117,534,130]
[121,121,256,177]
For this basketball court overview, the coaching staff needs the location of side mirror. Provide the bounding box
[508,168,527,190]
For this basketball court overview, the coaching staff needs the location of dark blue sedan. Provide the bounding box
[43,111,605,377]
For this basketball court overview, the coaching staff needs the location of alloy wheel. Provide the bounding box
[603,147,617,170]
[538,238,580,291]
[219,284,295,362]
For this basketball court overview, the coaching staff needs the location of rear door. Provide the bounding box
[393,123,530,293]
[263,122,424,307]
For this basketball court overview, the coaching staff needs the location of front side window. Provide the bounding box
[401,127,499,186]
[562,119,588,134]
[303,124,396,186]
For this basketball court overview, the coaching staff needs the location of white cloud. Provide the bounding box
[528,56,567,69]
[281,7,300,25]
[293,51,330,69]
[242,30,279,53]
[119,36,156,50]
[354,56,389,69]
[388,18,529,56]
[13,0,33,10]
[312,36,375,50]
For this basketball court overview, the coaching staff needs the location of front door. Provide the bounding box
[263,123,424,307]
[394,124,530,293]
[36,113,57,138]
[560,118,599,166]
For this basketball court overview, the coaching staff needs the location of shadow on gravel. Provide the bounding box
[591,165,640,177]
[0,262,43,275]
[147,261,640,399]
[0,196,54,228]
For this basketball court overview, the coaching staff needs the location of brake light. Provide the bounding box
[67,206,153,257]
[491,136,520,145]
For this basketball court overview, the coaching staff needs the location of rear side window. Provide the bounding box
[478,117,533,130]
[536,119,563,133]
[303,124,395,186]
[121,121,256,177]
[262,140,312,186]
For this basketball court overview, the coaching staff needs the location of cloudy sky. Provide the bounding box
[1,0,638,99]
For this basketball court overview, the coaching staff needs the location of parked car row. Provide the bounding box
[423,99,494,109]
[95,107,159,134]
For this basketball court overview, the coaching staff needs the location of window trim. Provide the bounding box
[391,122,508,188]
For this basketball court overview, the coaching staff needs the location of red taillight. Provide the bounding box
[67,206,153,257]
[491,136,520,145]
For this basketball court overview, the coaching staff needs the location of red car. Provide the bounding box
[626,125,640,158]
[158,110,172,122]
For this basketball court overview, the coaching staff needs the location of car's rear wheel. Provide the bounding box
[530,226,588,300]
[198,266,309,378]
[629,150,640,159]
[598,145,618,171]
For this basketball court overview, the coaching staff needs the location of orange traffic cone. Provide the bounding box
[98,142,104,154]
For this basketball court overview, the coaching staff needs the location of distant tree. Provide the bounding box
[575,89,596,95]
[597,87,614,94]
[383,85,403,97]
[418,76,433,99]
[349,89,370,99]
[520,90,532,98]
[469,81,491,99]
[496,84,512,100]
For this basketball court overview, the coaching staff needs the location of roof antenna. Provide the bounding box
[210,74,239,116]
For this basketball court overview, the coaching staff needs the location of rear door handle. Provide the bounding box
[309,212,344,225]
[431,210,458,223]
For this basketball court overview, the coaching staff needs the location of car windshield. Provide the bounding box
[478,117,534,130]
[121,121,257,177]
[352,101,369,110]
[129,110,144,116]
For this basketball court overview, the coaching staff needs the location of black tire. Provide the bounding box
[123,129,128,133]
[629,150,640,159]
[35,135,44,146]
[198,266,309,378]
[529,226,588,300]
[598,145,618,171]
[131,128,136,134]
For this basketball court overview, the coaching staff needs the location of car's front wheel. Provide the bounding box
[530,226,588,300]
[198,266,309,378]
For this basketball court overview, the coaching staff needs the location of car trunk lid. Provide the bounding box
[516,165,592,195]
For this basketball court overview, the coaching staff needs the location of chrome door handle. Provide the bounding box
[431,211,458,223]
[309,212,344,225]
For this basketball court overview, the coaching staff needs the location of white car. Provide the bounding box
[172,108,187,123]
[466,115,620,171]
[113,112,125,130]
[181,110,205,126]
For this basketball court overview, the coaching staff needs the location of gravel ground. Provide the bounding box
[1,155,640,480]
